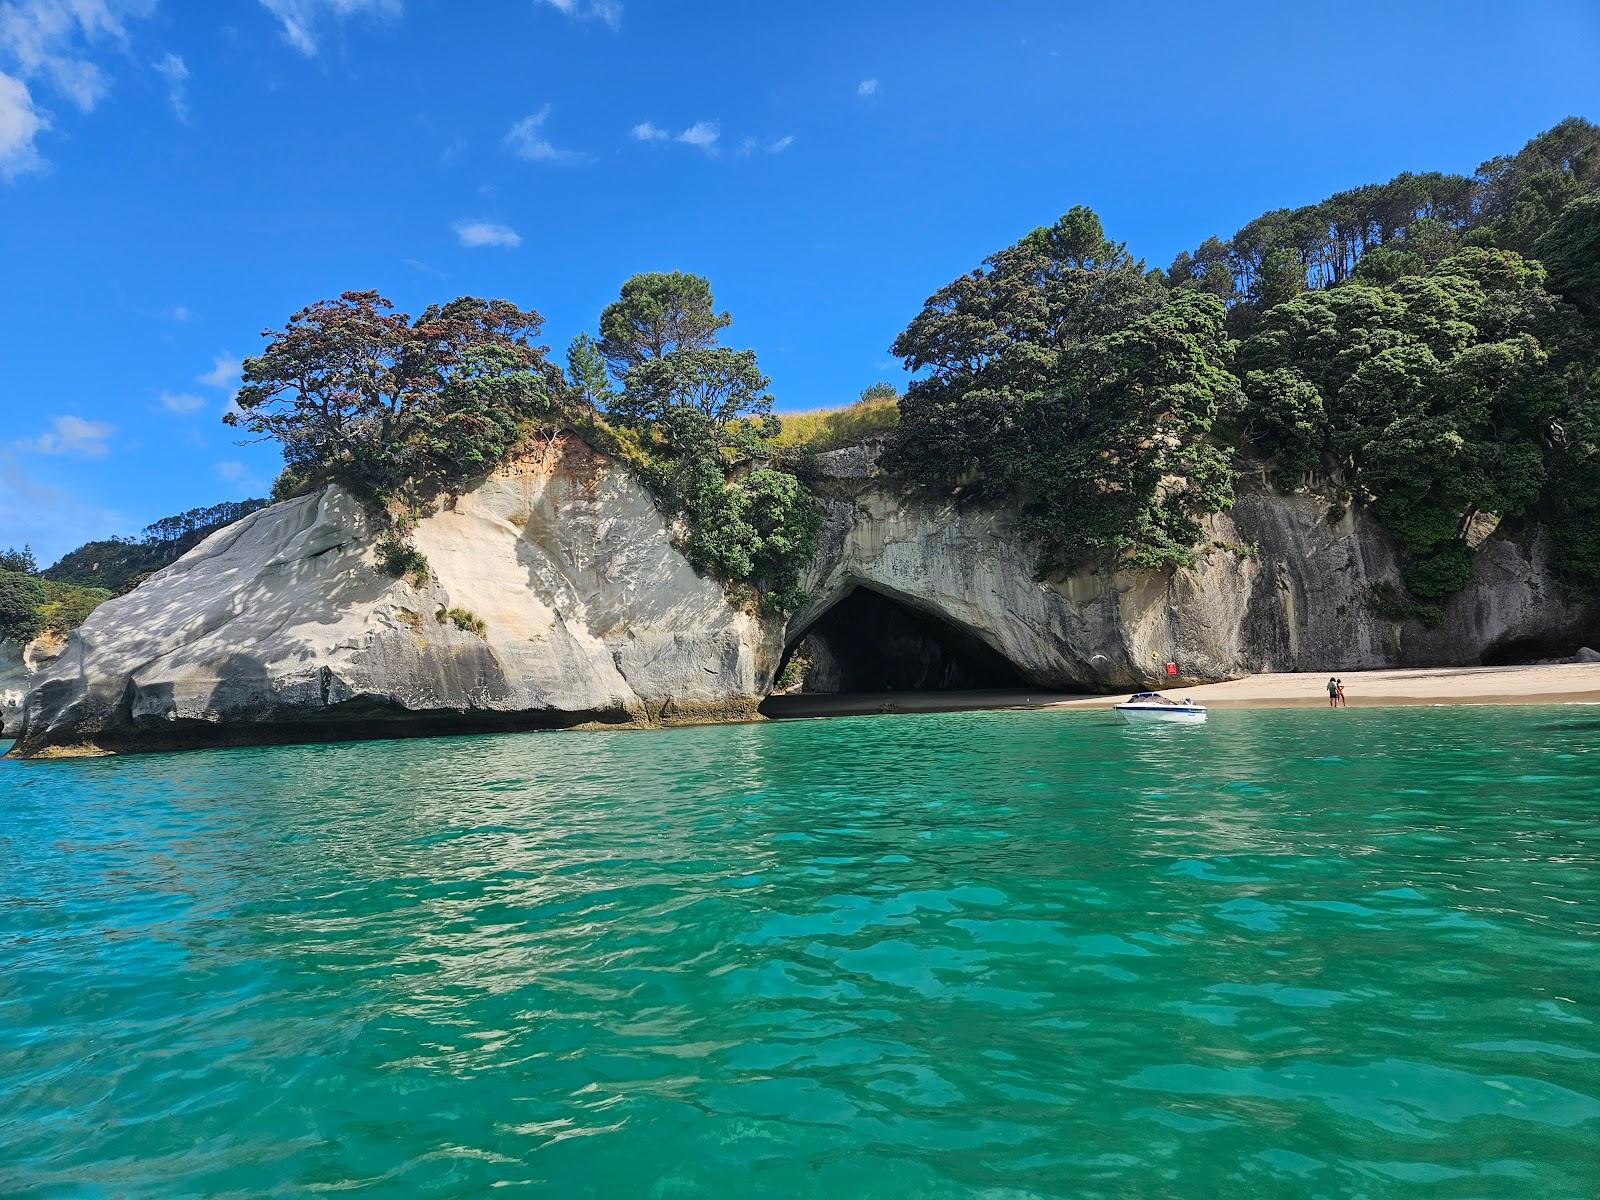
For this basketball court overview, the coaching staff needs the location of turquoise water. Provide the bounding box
[2,707,1599,1198]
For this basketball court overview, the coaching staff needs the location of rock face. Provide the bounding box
[793,443,1598,690]
[14,437,780,756]
[11,434,1597,757]
[1,634,67,738]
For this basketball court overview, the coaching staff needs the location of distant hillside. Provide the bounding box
[43,499,269,595]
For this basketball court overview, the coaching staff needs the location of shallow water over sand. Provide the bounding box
[3,706,1598,1197]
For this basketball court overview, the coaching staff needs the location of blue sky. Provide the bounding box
[2,0,1598,564]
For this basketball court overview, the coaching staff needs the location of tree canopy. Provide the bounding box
[890,208,1234,572]
[890,120,1600,606]
[579,271,818,611]
[226,291,562,498]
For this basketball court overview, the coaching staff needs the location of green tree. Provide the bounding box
[891,207,1163,491]
[565,332,613,411]
[892,209,1237,572]
[597,271,730,373]
[226,291,561,498]
[584,272,818,612]
[1536,192,1600,314]
[1239,245,1590,596]
[0,546,36,574]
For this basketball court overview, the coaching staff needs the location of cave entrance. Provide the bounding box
[763,585,1029,712]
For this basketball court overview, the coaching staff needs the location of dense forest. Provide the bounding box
[6,118,1597,645]
[892,117,1600,619]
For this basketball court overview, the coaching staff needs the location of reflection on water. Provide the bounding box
[2,708,1598,1197]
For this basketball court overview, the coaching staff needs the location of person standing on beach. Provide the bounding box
[1336,679,1347,707]
[1327,677,1338,707]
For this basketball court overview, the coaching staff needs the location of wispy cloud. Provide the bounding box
[740,133,793,156]
[257,0,403,57]
[504,104,587,164]
[635,118,720,154]
[857,78,879,97]
[452,219,521,249]
[17,414,116,457]
[0,0,163,178]
[152,51,186,120]
[675,120,718,152]
[535,0,620,31]
[0,70,44,179]
[0,0,135,113]
[159,390,206,414]
[198,352,242,390]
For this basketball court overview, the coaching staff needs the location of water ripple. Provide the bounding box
[2,707,1599,1197]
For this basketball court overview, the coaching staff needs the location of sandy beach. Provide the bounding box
[760,662,1600,719]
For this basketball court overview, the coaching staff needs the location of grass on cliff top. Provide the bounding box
[766,395,900,454]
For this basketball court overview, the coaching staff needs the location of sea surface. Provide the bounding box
[2,706,1599,1198]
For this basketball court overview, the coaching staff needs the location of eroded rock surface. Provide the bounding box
[795,442,1598,690]
[14,438,779,756]
[11,434,1596,757]
[2,635,67,737]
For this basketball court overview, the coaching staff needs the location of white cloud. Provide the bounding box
[739,134,793,158]
[171,304,190,321]
[452,219,520,249]
[256,0,402,57]
[152,50,185,120]
[676,120,718,151]
[18,414,116,457]
[857,78,878,97]
[504,104,586,164]
[159,390,206,414]
[0,0,158,112]
[0,69,43,179]
[0,1,165,178]
[632,119,729,157]
[198,352,242,390]
[535,0,620,30]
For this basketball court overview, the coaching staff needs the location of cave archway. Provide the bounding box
[767,584,1028,700]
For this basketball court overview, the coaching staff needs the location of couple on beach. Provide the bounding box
[1327,677,1347,707]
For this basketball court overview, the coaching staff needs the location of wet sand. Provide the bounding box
[761,662,1600,719]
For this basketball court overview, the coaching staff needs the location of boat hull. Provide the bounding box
[1114,705,1207,724]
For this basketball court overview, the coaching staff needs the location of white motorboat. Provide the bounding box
[1113,691,1207,723]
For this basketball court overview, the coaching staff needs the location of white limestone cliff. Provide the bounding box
[10,434,1595,758]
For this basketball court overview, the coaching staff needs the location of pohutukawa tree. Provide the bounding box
[225,290,562,497]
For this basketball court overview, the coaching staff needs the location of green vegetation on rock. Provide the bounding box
[575,271,821,613]
[889,119,1600,605]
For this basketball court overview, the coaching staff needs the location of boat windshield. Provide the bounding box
[1126,692,1179,705]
